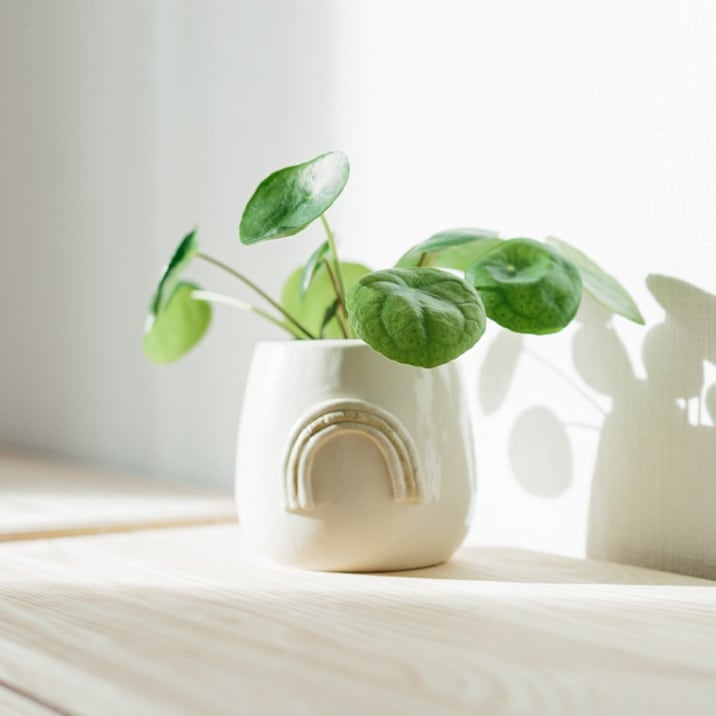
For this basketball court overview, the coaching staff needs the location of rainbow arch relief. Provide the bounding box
[283,400,422,512]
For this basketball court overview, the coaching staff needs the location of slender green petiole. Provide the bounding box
[197,252,315,339]
[320,214,352,336]
[320,258,349,338]
[191,290,303,338]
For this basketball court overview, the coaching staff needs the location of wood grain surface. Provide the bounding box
[0,685,58,716]
[0,524,714,716]
[0,453,236,542]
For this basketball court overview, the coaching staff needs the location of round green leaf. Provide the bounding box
[346,268,486,368]
[546,236,644,324]
[467,238,582,334]
[143,282,211,363]
[435,237,505,271]
[150,229,199,315]
[240,151,350,244]
[281,261,372,339]
[396,228,501,270]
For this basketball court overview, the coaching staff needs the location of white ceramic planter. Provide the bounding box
[235,339,476,572]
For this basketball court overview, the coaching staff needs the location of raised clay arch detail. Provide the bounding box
[283,399,421,512]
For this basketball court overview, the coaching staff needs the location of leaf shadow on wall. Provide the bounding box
[477,275,716,580]
[479,329,580,500]
[583,275,716,580]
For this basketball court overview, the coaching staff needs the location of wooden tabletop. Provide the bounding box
[0,456,714,715]
[0,453,236,541]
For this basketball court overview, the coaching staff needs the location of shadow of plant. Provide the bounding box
[584,275,716,579]
[477,274,716,580]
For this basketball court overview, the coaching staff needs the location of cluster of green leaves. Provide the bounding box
[143,151,643,369]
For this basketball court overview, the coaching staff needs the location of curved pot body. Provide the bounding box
[235,339,476,572]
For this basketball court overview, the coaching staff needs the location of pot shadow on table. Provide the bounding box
[380,545,714,585]
[387,274,716,586]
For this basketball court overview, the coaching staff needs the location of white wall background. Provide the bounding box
[0,0,340,485]
[2,0,715,574]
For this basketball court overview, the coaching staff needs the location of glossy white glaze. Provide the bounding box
[235,340,476,571]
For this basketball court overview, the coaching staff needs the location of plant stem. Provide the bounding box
[197,251,315,339]
[321,258,349,338]
[416,252,428,267]
[320,214,351,336]
[191,290,302,338]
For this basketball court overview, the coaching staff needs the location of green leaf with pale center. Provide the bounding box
[240,151,350,244]
[143,282,211,363]
[300,240,330,298]
[150,229,199,315]
[396,228,501,270]
[281,261,372,339]
[546,236,644,324]
[319,299,340,338]
[346,268,486,368]
[467,238,582,334]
